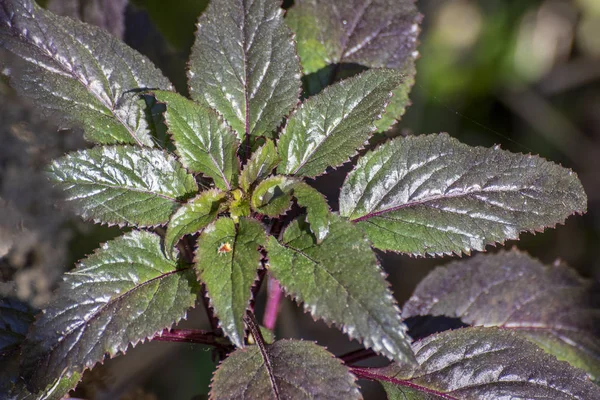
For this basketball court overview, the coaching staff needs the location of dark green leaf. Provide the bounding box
[47,0,128,38]
[286,0,421,74]
[154,90,240,191]
[188,0,301,140]
[0,0,173,145]
[251,176,296,217]
[369,327,600,399]
[48,146,198,227]
[266,215,414,366]
[340,133,587,256]
[277,69,403,177]
[21,231,200,391]
[240,140,280,192]
[196,217,266,347]
[210,339,362,400]
[291,182,330,244]
[375,61,416,133]
[403,250,600,383]
[164,189,227,258]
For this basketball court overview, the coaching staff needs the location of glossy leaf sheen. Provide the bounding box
[277,69,403,177]
[240,139,280,192]
[164,189,227,258]
[340,133,587,256]
[154,90,240,190]
[286,0,421,73]
[266,215,414,365]
[21,231,200,392]
[376,327,600,399]
[403,250,600,383]
[0,0,173,145]
[48,146,198,227]
[210,339,362,400]
[291,182,330,244]
[188,0,301,140]
[196,217,266,348]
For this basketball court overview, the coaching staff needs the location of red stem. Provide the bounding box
[151,328,231,350]
[263,276,282,330]
[339,348,377,365]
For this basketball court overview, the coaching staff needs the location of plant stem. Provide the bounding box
[263,276,282,330]
[339,348,377,365]
[244,311,281,397]
[151,328,232,350]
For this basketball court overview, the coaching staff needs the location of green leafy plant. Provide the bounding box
[0,0,598,399]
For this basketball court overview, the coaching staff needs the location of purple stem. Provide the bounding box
[263,276,282,330]
[151,328,230,350]
[339,348,377,365]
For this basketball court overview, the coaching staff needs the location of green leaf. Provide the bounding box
[240,140,280,192]
[367,327,600,399]
[164,189,227,258]
[154,91,240,191]
[0,0,173,146]
[375,61,417,133]
[277,69,403,177]
[340,133,587,256]
[48,146,198,227]
[188,0,301,140]
[403,250,600,383]
[251,176,296,217]
[286,0,421,74]
[266,215,414,366]
[291,182,331,244]
[210,339,362,400]
[196,217,266,347]
[21,230,200,392]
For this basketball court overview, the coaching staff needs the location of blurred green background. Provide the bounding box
[2,0,600,398]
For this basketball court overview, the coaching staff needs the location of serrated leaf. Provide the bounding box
[164,189,227,258]
[0,0,173,145]
[240,140,280,192]
[48,146,198,227]
[266,215,414,366]
[196,217,266,348]
[21,231,200,391]
[291,182,330,244]
[403,250,600,383]
[277,69,403,177]
[210,339,362,400]
[286,0,421,74]
[366,327,600,399]
[375,60,416,133]
[251,176,296,217]
[340,133,587,256]
[154,90,240,191]
[188,0,301,141]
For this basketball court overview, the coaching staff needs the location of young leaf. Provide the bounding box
[188,0,301,140]
[48,146,198,227]
[0,0,173,146]
[21,231,200,392]
[364,327,600,399]
[291,182,330,244]
[154,91,240,191]
[340,133,587,256]
[164,189,227,258]
[286,0,421,74]
[196,217,266,348]
[403,250,600,383]
[266,215,415,366]
[240,140,280,192]
[210,339,362,400]
[277,69,403,177]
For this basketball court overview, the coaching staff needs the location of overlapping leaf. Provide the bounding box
[0,0,173,145]
[277,69,403,177]
[196,217,266,347]
[188,0,301,140]
[164,189,227,257]
[403,250,600,383]
[340,133,587,256]
[48,146,198,227]
[266,215,414,366]
[368,327,600,399]
[286,0,421,130]
[210,339,362,400]
[240,140,280,192]
[154,91,240,191]
[21,231,200,391]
